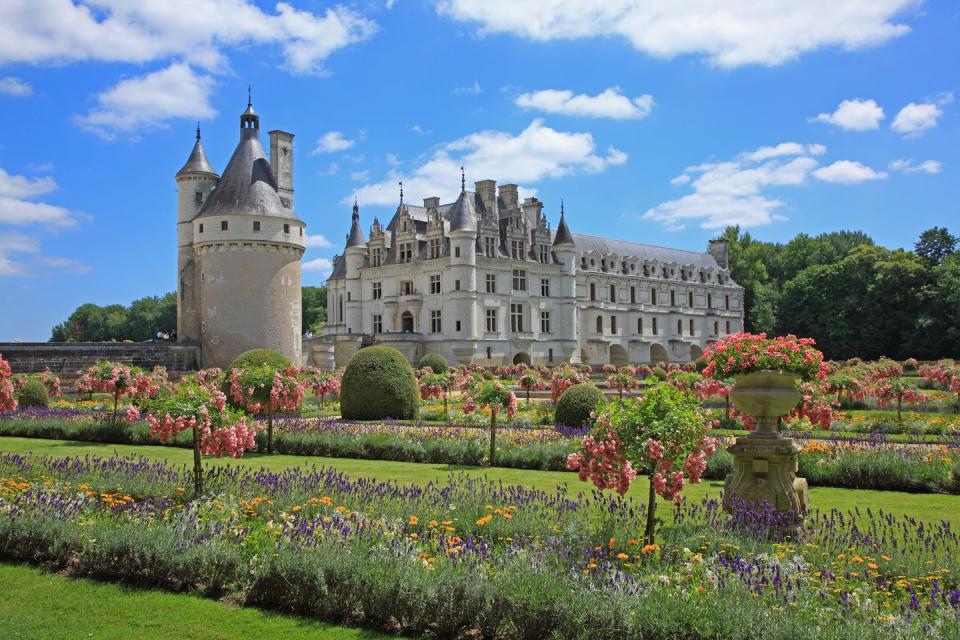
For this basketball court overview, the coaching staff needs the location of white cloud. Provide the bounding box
[75,63,215,140]
[410,125,428,135]
[304,234,333,248]
[644,142,828,229]
[0,169,57,199]
[515,87,654,120]
[0,168,79,228]
[813,160,888,184]
[891,95,951,136]
[302,257,333,277]
[351,119,626,206]
[453,81,482,95]
[319,163,339,176]
[889,158,941,174]
[0,0,377,74]
[312,131,355,154]
[350,170,370,181]
[812,98,885,131]
[0,233,90,277]
[0,76,32,96]
[33,256,92,275]
[437,0,916,67]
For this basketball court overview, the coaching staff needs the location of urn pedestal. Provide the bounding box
[722,371,809,514]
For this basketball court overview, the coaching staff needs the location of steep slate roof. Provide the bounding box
[177,138,218,177]
[448,190,478,232]
[570,233,719,267]
[196,129,300,221]
[552,212,574,246]
[346,203,367,248]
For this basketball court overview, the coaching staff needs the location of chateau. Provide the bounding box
[175,99,305,368]
[324,177,743,368]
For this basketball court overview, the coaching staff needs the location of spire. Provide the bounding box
[346,200,367,248]
[398,180,404,206]
[460,166,465,193]
[196,121,201,142]
[241,90,259,132]
[353,196,359,219]
[177,125,218,177]
[247,84,252,108]
[553,201,575,247]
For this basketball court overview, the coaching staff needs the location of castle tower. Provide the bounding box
[342,200,367,334]
[176,124,220,344]
[448,178,479,343]
[184,97,306,367]
[552,205,580,363]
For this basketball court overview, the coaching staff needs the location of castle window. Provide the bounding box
[609,285,616,302]
[430,275,441,294]
[539,245,550,263]
[726,320,731,334]
[195,191,203,203]
[590,283,596,301]
[670,290,676,306]
[581,257,587,268]
[486,346,493,360]
[596,316,603,333]
[485,309,497,332]
[630,287,636,304]
[512,269,527,291]
[199,223,204,233]
[221,220,228,231]
[372,314,382,334]
[540,311,551,334]
[429,238,442,259]
[511,240,525,260]
[372,282,382,300]
[637,318,643,334]
[402,280,414,295]
[485,274,497,294]
[726,295,731,310]
[430,310,442,333]
[611,315,618,334]
[714,321,719,336]
[455,280,461,291]
[347,292,351,301]
[299,227,303,236]
[455,247,461,258]
[548,348,554,363]
[651,289,657,305]
[689,319,695,336]
[510,304,524,332]
[253,221,261,232]
[688,291,694,307]
[540,278,550,297]
[652,318,658,335]
[399,242,414,262]
[372,248,383,267]
[707,293,712,308]
[283,223,290,234]
[456,320,461,331]
[677,320,682,335]
[485,237,496,257]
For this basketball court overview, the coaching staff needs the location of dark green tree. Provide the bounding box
[914,226,958,266]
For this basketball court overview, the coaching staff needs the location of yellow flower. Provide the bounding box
[616,553,629,561]
[476,515,493,526]
[409,516,419,526]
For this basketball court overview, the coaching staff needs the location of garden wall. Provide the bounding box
[0,342,200,374]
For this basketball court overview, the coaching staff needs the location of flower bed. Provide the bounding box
[0,451,957,639]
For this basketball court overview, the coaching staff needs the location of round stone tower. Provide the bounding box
[180,98,305,368]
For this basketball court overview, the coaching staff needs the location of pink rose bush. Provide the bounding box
[461,379,518,466]
[227,365,306,453]
[702,332,828,382]
[550,366,585,403]
[0,355,16,413]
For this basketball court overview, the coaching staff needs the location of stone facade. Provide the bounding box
[175,103,305,368]
[323,180,743,368]
[0,343,200,375]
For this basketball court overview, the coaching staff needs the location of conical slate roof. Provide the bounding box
[177,138,218,177]
[346,201,366,248]
[196,129,299,221]
[552,212,575,246]
[448,190,478,232]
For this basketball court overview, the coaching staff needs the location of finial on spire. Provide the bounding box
[460,166,465,193]
[399,180,404,205]
[196,122,201,142]
[247,84,252,107]
[352,196,359,219]
[560,198,565,216]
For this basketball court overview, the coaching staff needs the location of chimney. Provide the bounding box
[474,179,496,214]
[708,238,730,269]
[498,183,518,210]
[269,130,295,210]
[423,196,440,210]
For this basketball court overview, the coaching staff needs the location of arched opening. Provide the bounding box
[609,344,629,367]
[513,352,531,366]
[650,343,668,364]
[689,345,704,361]
[401,311,414,333]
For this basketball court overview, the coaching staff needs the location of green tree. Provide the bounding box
[302,286,327,333]
[914,226,958,266]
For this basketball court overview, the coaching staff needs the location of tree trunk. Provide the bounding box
[443,389,448,415]
[267,405,274,454]
[112,389,120,427]
[644,478,657,546]
[192,423,204,496]
[489,409,497,467]
[896,393,902,425]
[724,395,731,421]
[526,387,531,406]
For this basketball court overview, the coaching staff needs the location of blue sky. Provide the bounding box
[0,0,956,341]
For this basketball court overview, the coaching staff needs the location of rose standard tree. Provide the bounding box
[227,365,306,454]
[0,354,16,413]
[567,384,715,546]
[462,380,518,467]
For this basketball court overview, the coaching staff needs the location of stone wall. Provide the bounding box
[0,343,200,375]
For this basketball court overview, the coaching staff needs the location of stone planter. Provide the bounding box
[723,370,809,515]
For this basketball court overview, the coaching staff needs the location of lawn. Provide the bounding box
[1,436,958,527]
[0,563,385,640]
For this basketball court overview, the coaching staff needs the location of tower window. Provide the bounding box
[455,246,461,258]
[221,220,228,231]
[688,291,694,307]
[610,285,616,302]
[651,289,657,305]
[253,221,261,232]
[195,191,203,203]
[548,348,554,363]
[726,295,731,310]
[611,315,618,334]
[652,318,658,335]
[590,283,596,301]
[670,290,676,306]
[689,319,695,335]
[199,223,204,233]
[283,223,290,234]
[637,318,643,334]
[630,287,636,304]
[707,293,713,308]
[455,279,461,291]
[596,316,603,333]
[456,320,461,331]
[300,228,303,236]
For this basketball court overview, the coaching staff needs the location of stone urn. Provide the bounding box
[723,370,809,515]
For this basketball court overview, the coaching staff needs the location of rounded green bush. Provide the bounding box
[229,349,291,371]
[418,353,449,373]
[652,366,668,381]
[693,357,707,373]
[554,383,605,428]
[17,379,49,408]
[340,346,419,420]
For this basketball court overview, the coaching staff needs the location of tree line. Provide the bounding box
[722,225,959,360]
[49,286,328,342]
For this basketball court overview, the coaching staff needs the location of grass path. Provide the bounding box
[2,436,959,527]
[0,563,384,640]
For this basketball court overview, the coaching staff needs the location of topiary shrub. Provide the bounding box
[229,349,291,371]
[652,366,668,381]
[340,347,419,420]
[17,379,49,408]
[554,383,605,427]
[418,353,449,373]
